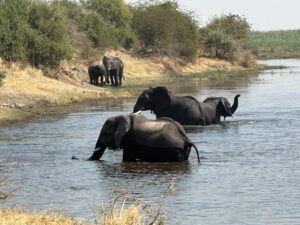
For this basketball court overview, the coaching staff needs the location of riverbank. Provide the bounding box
[0,50,261,125]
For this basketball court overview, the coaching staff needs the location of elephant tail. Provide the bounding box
[190,143,200,163]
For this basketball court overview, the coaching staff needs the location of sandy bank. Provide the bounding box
[0,50,258,125]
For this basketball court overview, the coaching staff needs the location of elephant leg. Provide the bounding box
[123,148,138,162]
[118,74,122,86]
[105,70,110,85]
[118,67,123,86]
[116,68,120,86]
[110,73,115,86]
[114,74,119,86]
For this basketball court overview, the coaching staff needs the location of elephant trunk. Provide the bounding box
[88,146,106,160]
[230,94,240,115]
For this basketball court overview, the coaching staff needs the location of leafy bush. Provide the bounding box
[0,0,72,68]
[132,1,200,59]
[201,13,251,60]
[80,11,119,48]
[0,0,31,62]
[82,0,135,49]
[26,1,72,67]
[0,0,255,68]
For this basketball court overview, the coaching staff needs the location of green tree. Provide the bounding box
[80,11,119,48]
[0,0,72,67]
[82,0,135,49]
[83,0,132,27]
[132,1,200,59]
[0,0,31,61]
[201,13,251,60]
[26,1,72,67]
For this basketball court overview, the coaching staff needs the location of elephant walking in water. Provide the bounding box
[88,113,200,162]
[133,86,240,126]
[102,56,124,86]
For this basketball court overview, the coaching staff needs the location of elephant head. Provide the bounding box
[102,56,113,70]
[203,94,240,119]
[102,56,124,86]
[89,115,130,160]
[133,86,171,113]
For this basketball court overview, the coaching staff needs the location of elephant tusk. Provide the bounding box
[133,110,142,114]
[94,147,101,151]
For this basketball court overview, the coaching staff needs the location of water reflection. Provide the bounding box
[100,161,193,175]
[1,59,300,224]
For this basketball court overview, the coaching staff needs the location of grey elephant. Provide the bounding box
[88,113,200,162]
[102,56,124,86]
[133,86,240,126]
[88,65,106,86]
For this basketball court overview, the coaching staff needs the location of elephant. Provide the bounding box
[88,113,200,162]
[88,65,106,86]
[102,56,124,86]
[133,86,240,126]
[203,95,240,121]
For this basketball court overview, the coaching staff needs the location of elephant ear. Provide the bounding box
[114,115,131,147]
[219,98,232,116]
[152,87,171,106]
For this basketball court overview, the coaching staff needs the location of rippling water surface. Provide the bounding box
[1,59,300,224]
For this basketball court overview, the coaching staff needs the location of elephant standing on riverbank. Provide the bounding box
[102,56,124,86]
[88,65,106,86]
[88,113,200,162]
[133,86,240,126]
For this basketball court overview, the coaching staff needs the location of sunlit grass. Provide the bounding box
[0,187,170,225]
[0,50,259,125]
[0,209,90,225]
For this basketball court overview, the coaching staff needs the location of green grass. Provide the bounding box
[248,30,300,59]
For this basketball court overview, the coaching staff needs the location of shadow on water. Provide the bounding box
[93,161,193,176]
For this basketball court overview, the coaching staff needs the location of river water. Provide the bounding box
[1,59,300,224]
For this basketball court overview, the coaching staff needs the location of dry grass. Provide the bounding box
[0,194,165,225]
[97,191,165,225]
[0,177,173,225]
[100,203,145,225]
[98,177,174,225]
[0,209,90,225]
[0,50,252,125]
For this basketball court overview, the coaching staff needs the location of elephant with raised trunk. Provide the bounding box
[102,56,124,86]
[88,65,106,86]
[133,86,240,126]
[89,113,200,162]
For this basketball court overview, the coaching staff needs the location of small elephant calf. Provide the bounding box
[88,65,106,86]
[89,113,200,162]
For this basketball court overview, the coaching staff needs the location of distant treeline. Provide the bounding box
[0,0,253,68]
[249,30,300,59]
